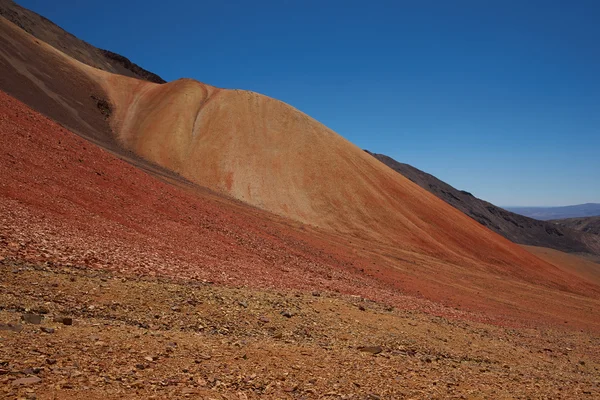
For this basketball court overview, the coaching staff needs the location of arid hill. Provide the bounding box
[0,14,566,278]
[2,4,600,398]
[367,151,600,258]
[1,6,600,332]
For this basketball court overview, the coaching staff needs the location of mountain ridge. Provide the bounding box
[0,0,165,83]
[366,151,600,257]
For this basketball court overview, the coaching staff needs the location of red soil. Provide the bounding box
[2,90,600,332]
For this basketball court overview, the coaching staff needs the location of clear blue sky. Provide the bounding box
[18,0,600,206]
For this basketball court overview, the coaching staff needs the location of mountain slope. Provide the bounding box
[2,8,600,330]
[0,0,165,83]
[0,12,588,278]
[367,152,600,257]
[2,87,600,332]
[507,204,600,220]
[551,216,600,236]
[84,68,574,276]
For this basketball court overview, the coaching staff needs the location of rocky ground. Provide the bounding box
[1,257,599,399]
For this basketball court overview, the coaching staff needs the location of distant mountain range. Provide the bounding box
[505,204,600,220]
[366,152,600,257]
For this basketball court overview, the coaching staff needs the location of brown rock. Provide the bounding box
[358,346,383,354]
[11,376,42,386]
[21,314,43,324]
[54,317,73,325]
[0,323,23,332]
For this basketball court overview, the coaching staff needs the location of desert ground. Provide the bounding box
[1,3,600,399]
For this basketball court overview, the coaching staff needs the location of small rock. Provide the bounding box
[284,384,298,392]
[11,376,42,386]
[0,323,23,332]
[312,291,321,297]
[46,359,57,365]
[171,306,181,312]
[135,363,146,370]
[258,316,270,323]
[238,301,248,308]
[144,356,154,362]
[54,317,73,326]
[281,311,293,318]
[358,304,366,311]
[40,327,55,334]
[21,314,43,325]
[358,346,383,354]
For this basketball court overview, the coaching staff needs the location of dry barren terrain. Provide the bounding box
[2,259,600,400]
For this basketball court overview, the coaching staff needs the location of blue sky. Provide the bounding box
[18,0,600,206]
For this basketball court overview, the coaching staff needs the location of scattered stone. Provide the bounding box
[258,316,270,323]
[135,363,146,370]
[238,301,248,308]
[21,313,43,324]
[312,291,321,297]
[40,327,55,334]
[171,306,181,312]
[11,376,42,386]
[54,317,73,325]
[144,356,154,362]
[281,311,293,318]
[0,323,23,332]
[46,359,57,365]
[358,346,382,355]
[358,304,366,311]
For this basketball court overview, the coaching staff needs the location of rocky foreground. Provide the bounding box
[1,258,599,399]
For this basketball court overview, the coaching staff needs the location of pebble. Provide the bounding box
[40,327,55,334]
